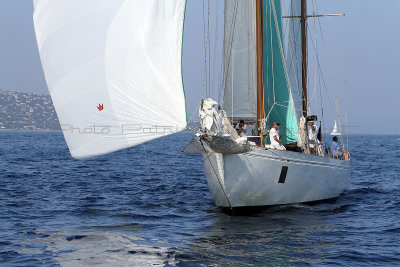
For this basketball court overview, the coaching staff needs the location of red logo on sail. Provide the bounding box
[97,104,104,111]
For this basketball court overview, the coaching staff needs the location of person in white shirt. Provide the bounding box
[308,121,323,154]
[269,122,286,150]
[308,122,317,146]
[330,136,343,158]
[235,120,248,137]
[246,122,255,136]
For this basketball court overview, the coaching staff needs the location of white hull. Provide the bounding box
[203,148,350,208]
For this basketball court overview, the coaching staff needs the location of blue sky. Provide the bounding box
[0,0,399,134]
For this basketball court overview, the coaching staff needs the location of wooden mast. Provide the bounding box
[301,0,308,117]
[256,0,265,144]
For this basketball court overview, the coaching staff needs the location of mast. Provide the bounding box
[256,0,265,143]
[301,0,308,117]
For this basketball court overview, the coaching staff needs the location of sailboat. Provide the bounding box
[330,120,340,135]
[33,0,350,209]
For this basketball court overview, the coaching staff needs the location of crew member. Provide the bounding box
[330,136,343,158]
[269,122,286,150]
[308,121,323,154]
[235,120,247,137]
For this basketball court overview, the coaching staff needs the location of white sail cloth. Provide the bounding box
[330,120,340,135]
[33,0,187,159]
[199,99,223,136]
[222,0,257,119]
[183,98,250,155]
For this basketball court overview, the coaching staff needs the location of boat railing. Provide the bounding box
[324,146,350,161]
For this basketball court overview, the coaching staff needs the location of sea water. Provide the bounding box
[0,131,399,266]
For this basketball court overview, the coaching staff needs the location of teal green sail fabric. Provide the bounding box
[263,0,299,144]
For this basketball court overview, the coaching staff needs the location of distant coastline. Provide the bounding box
[0,128,61,132]
[0,89,60,131]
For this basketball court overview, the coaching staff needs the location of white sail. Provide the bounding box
[33,0,187,159]
[331,120,340,135]
[222,0,257,119]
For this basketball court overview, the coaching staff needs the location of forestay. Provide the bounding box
[33,0,187,159]
[222,0,257,120]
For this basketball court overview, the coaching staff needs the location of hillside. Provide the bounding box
[0,90,60,130]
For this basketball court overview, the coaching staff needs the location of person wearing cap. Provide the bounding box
[269,122,286,150]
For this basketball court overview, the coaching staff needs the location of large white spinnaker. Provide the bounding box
[33,0,187,159]
[222,0,257,120]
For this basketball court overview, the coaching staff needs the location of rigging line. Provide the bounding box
[222,1,239,112]
[342,0,349,149]
[312,0,318,115]
[142,144,169,207]
[285,126,300,139]
[264,102,276,126]
[276,25,302,109]
[219,1,224,105]
[315,3,325,41]
[218,25,223,104]
[263,1,271,120]
[314,30,335,115]
[307,22,337,117]
[251,1,257,116]
[335,97,346,152]
[314,20,330,134]
[269,2,276,105]
[308,28,335,112]
[286,17,303,110]
[312,0,326,142]
[304,26,316,111]
[208,0,211,97]
[252,1,258,116]
[285,13,303,113]
[200,141,232,208]
[218,4,224,105]
[269,0,299,126]
[247,2,252,115]
[317,52,325,141]
[218,1,225,92]
[219,38,224,103]
[224,1,240,117]
[313,11,339,110]
[306,24,322,106]
[206,0,210,97]
[202,0,208,97]
[166,102,201,191]
[227,1,239,118]
[231,46,234,119]
[211,0,219,98]
[274,101,293,108]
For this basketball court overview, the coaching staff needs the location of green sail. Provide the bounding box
[263,0,299,144]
